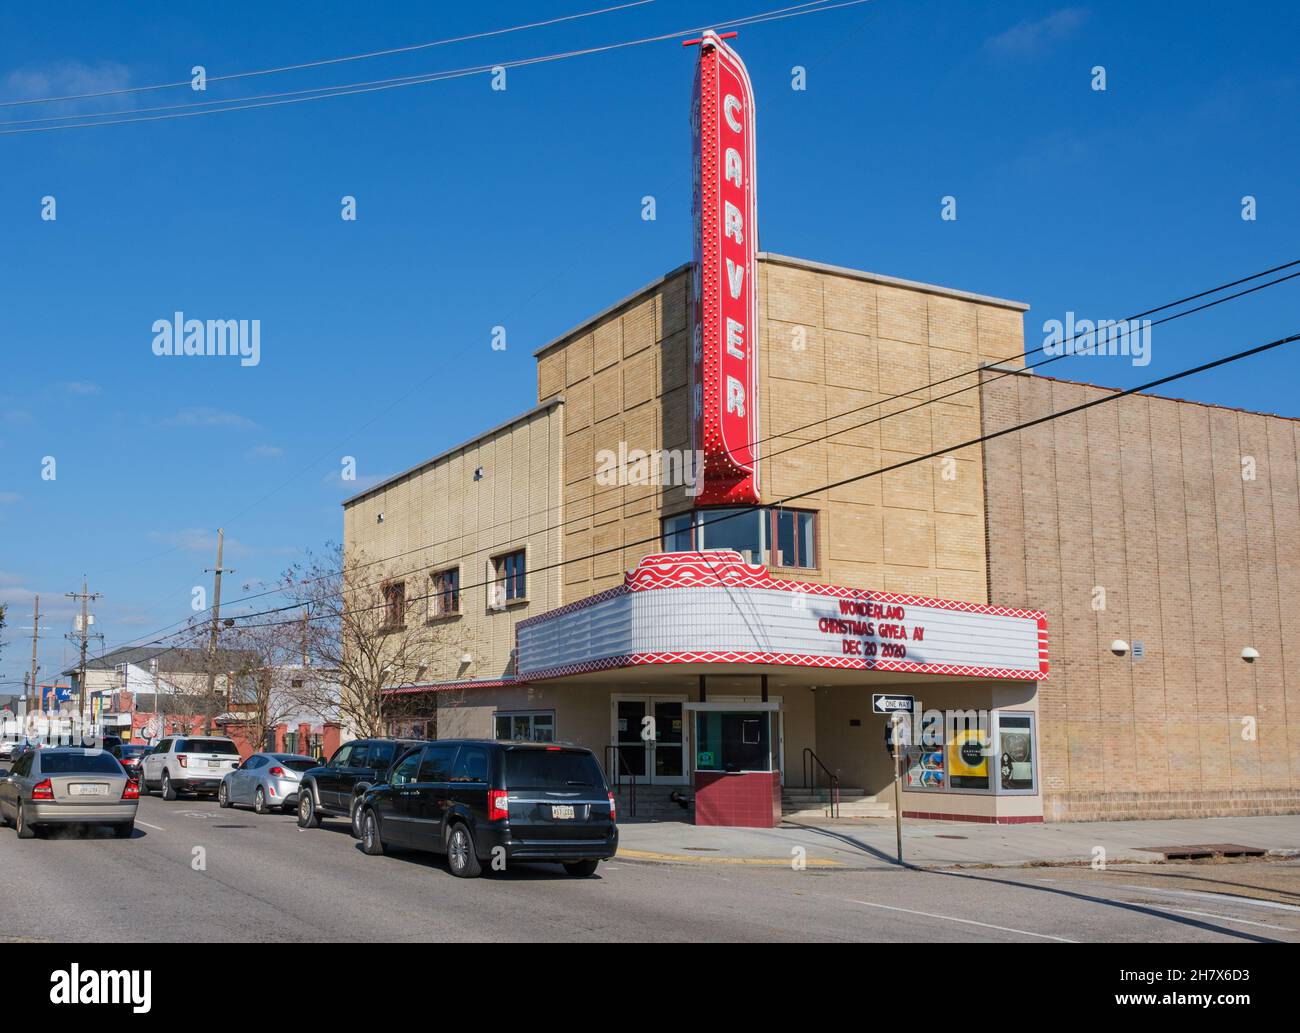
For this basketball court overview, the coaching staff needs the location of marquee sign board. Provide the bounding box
[690,31,760,505]
[516,553,1049,682]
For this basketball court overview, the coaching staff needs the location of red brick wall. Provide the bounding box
[982,370,1300,821]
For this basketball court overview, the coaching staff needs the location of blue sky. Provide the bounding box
[1,0,1298,688]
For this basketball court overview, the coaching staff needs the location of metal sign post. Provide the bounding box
[890,713,904,865]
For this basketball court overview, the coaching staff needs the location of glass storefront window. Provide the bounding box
[694,710,772,772]
[996,713,1036,793]
[494,711,554,743]
[946,712,991,790]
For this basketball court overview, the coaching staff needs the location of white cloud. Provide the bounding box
[161,407,258,430]
[0,492,20,504]
[986,8,1088,56]
[2,60,133,113]
[60,381,102,396]
[247,444,284,459]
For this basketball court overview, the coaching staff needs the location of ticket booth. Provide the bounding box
[688,701,782,828]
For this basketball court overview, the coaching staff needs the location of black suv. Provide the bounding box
[357,740,618,878]
[297,737,425,837]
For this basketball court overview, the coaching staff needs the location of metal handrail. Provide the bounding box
[801,747,840,818]
[603,744,637,819]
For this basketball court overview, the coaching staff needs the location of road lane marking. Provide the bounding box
[1142,904,1296,933]
[846,898,1077,942]
[136,820,166,831]
[1113,884,1300,913]
[619,848,842,867]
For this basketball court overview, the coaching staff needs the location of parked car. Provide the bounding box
[297,737,425,836]
[219,753,318,814]
[139,736,241,800]
[0,746,139,839]
[357,740,618,878]
[109,743,150,779]
[0,738,35,761]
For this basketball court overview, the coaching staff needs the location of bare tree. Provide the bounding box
[282,544,459,739]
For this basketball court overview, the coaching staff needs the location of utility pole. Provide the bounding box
[66,578,102,728]
[28,594,40,713]
[204,529,234,726]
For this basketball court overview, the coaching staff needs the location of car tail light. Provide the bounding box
[488,789,509,821]
[177,754,188,768]
[545,746,561,751]
[122,779,140,800]
[32,778,53,800]
[608,791,617,824]
[268,766,285,777]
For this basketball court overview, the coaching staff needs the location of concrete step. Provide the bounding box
[783,802,895,819]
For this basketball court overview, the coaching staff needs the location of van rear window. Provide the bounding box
[177,739,239,755]
[504,749,604,789]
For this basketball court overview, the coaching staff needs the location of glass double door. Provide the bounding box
[612,696,688,785]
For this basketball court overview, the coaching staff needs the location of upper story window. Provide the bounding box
[430,567,460,617]
[490,549,527,607]
[661,507,818,569]
[382,580,406,628]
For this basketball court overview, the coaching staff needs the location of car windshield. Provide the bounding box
[177,739,239,755]
[40,752,123,774]
[504,749,604,789]
[277,758,318,773]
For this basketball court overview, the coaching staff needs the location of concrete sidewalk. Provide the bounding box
[615,815,1300,870]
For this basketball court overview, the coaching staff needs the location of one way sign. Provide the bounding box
[872,693,914,715]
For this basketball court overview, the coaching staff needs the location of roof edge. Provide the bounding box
[759,252,1031,312]
[532,262,694,358]
[341,396,564,507]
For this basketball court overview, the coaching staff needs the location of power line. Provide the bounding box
[213,262,1300,618]
[0,1,871,135]
[0,1,657,109]
[85,257,1300,656]
[228,327,1300,632]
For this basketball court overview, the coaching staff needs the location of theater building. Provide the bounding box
[343,33,1300,824]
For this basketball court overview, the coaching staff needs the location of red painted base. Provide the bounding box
[694,771,782,827]
[902,810,1044,824]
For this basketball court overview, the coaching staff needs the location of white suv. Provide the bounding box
[140,736,242,800]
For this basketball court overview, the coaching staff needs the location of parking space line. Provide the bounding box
[135,820,166,831]
[1141,904,1296,933]
[845,898,1077,942]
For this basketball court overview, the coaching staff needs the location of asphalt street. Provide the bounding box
[2,790,1299,942]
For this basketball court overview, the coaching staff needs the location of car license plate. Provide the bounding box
[70,783,108,796]
[550,804,575,820]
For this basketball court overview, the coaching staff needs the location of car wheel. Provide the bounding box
[15,801,35,839]
[218,783,232,808]
[350,795,365,839]
[360,808,386,856]
[161,772,177,801]
[298,789,321,828]
[563,859,600,878]
[254,787,269,815]
[446,823,482,878]
[137,773,151,796]
[113,822,134,839]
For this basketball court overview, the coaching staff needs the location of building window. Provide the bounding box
[490,550,526,606]
[995,713,1037,794]
[660,507,819,569]
[494,710,554,743]
[431,567,460,617]
[382,580,406,628]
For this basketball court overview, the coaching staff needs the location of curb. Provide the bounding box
[617,848,845,868]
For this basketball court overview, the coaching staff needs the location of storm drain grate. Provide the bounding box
[211,824,254,830]
[935,834,968,840]
[683,847,719,852]
[1136,843,1266,860]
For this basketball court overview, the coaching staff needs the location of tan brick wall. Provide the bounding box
[342,404,565,684]
[538,255,1025,604]
[982,369,1300,821]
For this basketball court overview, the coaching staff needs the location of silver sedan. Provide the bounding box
[219,753,318,815]
[0,746,138,839]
